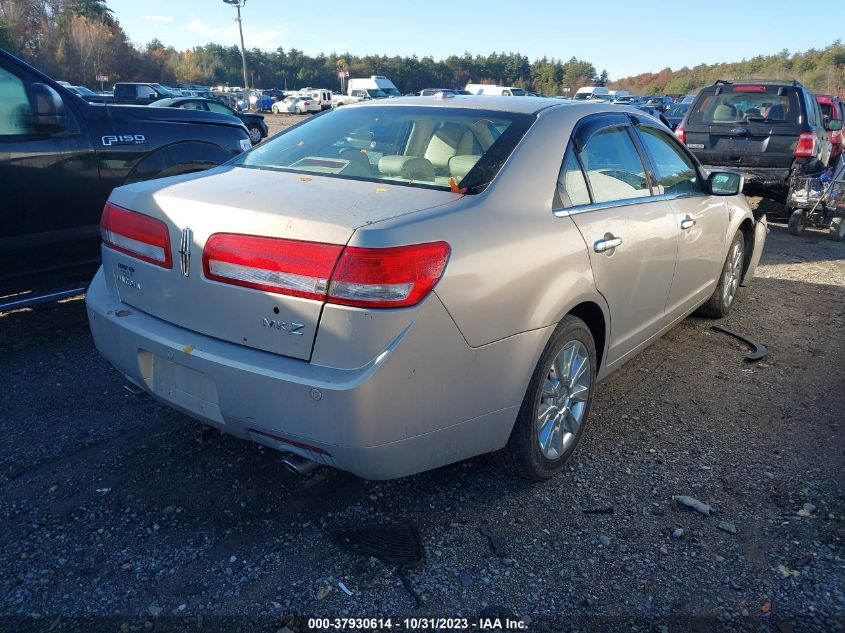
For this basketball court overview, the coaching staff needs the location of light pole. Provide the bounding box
[222,0,250,110]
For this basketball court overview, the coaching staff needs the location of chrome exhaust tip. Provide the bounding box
[123,383,148,398]
[281,452,319,476]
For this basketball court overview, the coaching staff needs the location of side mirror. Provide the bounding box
[709,171,743,196]
[826,119,843,131]
[30,83,67,132]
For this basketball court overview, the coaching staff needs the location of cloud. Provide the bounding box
[186,18,282,49]
[144,15,174,23]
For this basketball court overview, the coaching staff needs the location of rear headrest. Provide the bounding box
[713,104,736,121]
[449,155,481,181]
[378,155,435,181]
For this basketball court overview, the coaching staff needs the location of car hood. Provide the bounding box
[105,103,246,128]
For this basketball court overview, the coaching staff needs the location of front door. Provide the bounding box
[632,122,727,318]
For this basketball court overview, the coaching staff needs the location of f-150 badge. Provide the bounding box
[101,134,146,146]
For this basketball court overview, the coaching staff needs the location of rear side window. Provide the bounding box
[578,127,651,203]
[688,87,800,126]
[637,126,702,194]
[557,147,591,208]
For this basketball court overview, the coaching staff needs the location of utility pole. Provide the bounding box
[223,0,250,110]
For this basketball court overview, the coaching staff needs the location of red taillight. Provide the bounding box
[328,242,451,308]
[202,235,450,309]
[100,202,172,268]
[794,132,816,157]
[675,126,686,144]
[203,234,343,300]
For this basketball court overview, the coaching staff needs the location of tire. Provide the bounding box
[830,217,845,242]
[271,105,279,114]
[247,125,262,145]
[787,209,806,235]
[698,230,745,319]
[497,316,597,481]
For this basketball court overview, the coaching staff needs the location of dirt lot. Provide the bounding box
[1,199,844,632]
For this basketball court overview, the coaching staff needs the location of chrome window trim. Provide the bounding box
[553,191,708,217]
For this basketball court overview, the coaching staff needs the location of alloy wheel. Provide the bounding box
[536,340,591,461]
[722,239,743,307]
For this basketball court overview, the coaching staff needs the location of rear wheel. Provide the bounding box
[247,125,262,145]
[698,230,744,319]
[788,209,806,235]
[497,316,596,481]
[271,104,279,114]
[830,217,845,242]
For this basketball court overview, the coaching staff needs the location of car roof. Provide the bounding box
[354,95,591,114]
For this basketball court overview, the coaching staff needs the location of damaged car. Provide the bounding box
[87,97,766,481]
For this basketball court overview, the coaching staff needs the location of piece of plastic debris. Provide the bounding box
[95,488,111,494]
[448,177,467,194]
[797,509,813,518]
[338,581,353,596]
[182,345,193,354]
[710,325,768,362]
[777,564,800,578]
[673,495,712,516]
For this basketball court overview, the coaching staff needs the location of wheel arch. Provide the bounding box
[566,300,608,373]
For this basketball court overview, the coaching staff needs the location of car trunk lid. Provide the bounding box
[101,165,458,361]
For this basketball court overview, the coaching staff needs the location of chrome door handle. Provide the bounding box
[594,236,623,253]
[680,217,696,230]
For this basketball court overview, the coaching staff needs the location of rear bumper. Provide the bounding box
[702,165,790,189]
[86,269,544,479]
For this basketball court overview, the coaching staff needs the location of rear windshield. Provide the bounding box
[234,106,535,193]
[688,87,800,125]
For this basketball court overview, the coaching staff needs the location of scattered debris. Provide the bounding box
[777,565,800,578]
[718,522,737,534]
[673,496,712,516]
[479,526,508,557]
[338,581,353,596]
[710,325,768,362]
[316,586,331,600]
[95,488,111,494]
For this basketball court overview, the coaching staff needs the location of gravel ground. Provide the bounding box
[1,201,844,632]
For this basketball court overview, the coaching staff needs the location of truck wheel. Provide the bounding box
[787,209,806,235]
[830,217,845,242]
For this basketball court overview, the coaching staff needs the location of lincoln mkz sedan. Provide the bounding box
[87,96,766,480]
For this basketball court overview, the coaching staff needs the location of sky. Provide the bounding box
[109,0,827,79]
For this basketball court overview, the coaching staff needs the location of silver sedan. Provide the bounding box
[87,96,766,480]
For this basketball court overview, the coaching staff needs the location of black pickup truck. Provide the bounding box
[0,49,252,310]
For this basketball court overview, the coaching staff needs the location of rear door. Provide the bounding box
[684,85,802,170]
[558,114,679,364]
